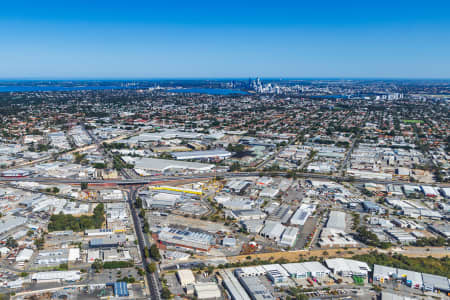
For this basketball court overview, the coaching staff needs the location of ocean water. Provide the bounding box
[0,85,130,92]
[167,88,248,95]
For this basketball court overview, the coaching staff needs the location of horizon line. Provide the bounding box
[1,77,450,81]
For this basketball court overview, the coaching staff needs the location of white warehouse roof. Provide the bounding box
[171,149,231,160]
[31,271,81,282]
[326,211,346,231]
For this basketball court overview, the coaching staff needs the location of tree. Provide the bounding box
[143,221,150,234]
[229,162,241,171]
[144,246,150,259]
[161,286,172,299]
[34,236,45,250]
[52,187,59,193]
[92,259,103,272]
[6,237,18,248]
[146,262,157,273]
[80,182,88,190]
[150,244,161,261]
[136,197,143,209]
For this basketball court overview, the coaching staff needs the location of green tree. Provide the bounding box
[150,244,161,261]
[146,262,157,273]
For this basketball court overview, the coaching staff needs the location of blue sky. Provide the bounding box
[1,0,450,79]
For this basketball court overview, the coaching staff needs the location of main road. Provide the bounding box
[1,171,449,187]
[127,187,161,300]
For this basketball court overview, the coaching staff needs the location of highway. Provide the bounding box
[1,171,450,187]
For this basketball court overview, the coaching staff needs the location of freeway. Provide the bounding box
[1,171,450,187]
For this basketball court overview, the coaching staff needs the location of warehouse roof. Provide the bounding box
[134,157,214,172]
[373,264,397,280]
[220,270,251,300]
[326,211,346,231]
[171,149,231,160]
[177,269,196,287]
[422,273,450,292]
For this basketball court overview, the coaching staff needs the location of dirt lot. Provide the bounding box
[227,246,450,263]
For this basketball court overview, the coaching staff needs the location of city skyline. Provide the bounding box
[1,0,450,79]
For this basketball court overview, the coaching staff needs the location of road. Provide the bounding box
[2,171,450,187]
[127,187,161,300]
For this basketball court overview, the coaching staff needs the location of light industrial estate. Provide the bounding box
[0,79,449,300]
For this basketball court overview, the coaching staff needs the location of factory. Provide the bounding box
[193,282,222,299]
[155,226,214,252]
[219,269,251,300]
[0,215,27,236]
[177,269,196,287]
[89,234,127,248]
[237,275,274,300]
[278,226,299,248]
[385,228,417,244]
[325,258,371,277]
[374,264,450,293]
[33,248,80,266]
[228,209,266,221]
[171,149,231,160]
[326,211,346,231]
[260,221,286,241]
[130,157,215,175]
[282,261,331,279]
[290,204,316,226]
[362,201,384,214]
[420,185,439,197]
[31,271,81,283]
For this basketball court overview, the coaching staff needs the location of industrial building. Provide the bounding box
[220,269,251,300]
[171,149,231,160]
[397,269,423,289]
[385,228,417,244]
[421,185,439,197]
[325,258,371,277]
[374,264,450,293]
[89,234,127,248]
[422,273,450,293]
[144,192,179,209]
[266,204,293,224]
[278,226,299,248]
[109,282,129,297]
[362,201,383,213]
[156,226,214,252]
[132,157,214,174]
[16,248,34,262]
[260,221,286,241]
[264,264,290,283]
[177,269,196,287]
[282,261,330,279]
[241,219,264,234]
[194,282,222,299]
[31,271,81,283]
[0,215,27,236]
[237,275,274,300]
[326,211,346,231]
[85,228,114,236]
[228,209,266,221]
[34,248,80,265]
[290,204,316,226]
[373,264,397,282]
[319,227,359,248]
[428,224,450,238]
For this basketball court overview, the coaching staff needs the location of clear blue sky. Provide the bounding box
[1,0,450,79]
